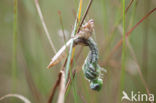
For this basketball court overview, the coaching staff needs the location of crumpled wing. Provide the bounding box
[48,19,94,69]
[48,39,73,68]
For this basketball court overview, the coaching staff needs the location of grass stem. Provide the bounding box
[65,0,83,83]
[12,0,18,90]
[34,0,57,53]
[120,0,126,100]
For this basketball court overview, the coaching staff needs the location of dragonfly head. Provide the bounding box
[90,78,103,91]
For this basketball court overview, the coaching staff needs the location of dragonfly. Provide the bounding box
[48,19,107,91]
[48,19,94,68]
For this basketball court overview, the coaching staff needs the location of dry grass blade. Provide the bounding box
[0,94,31,103]
[34,0,57,53]
[57,70,66,103]
[126,41,151,99]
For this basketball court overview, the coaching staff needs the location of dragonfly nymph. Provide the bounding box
[48,19,106,91]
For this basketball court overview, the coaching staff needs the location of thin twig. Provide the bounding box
[48,59,67,103]
[118,25,151,101]
[48,72,62,103]
[34,0,57,53]
[77,0,93,33]
[102,0,135,52]
[104,8,156,64]
[125,0,134,13]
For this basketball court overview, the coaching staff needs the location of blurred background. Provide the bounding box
[0,0,156,103]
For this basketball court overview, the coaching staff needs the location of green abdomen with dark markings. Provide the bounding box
[82,38,104,91]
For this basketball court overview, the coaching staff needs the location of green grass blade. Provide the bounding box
[120,0,126,100]
[12,0,18,90]
[65,0,82,83]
